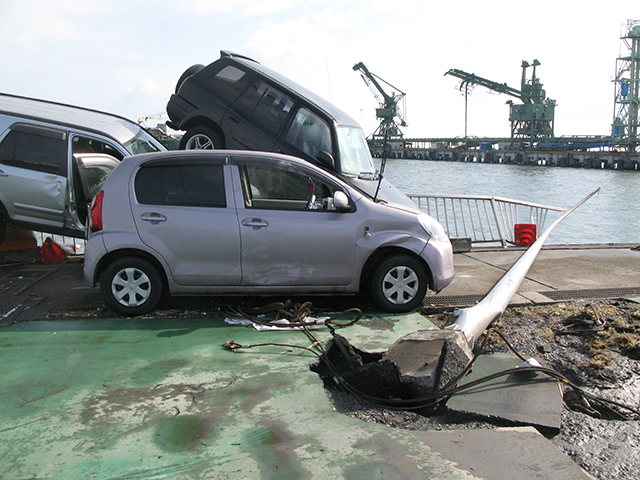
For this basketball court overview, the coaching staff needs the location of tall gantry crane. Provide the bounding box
[445,60,556,140]
[612,20,640,153]
[353,62,407,143]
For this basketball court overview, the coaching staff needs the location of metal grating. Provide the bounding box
[0,297,26,318]
[2,266,53,280]
[0,266,56,296]
[540,287,640,301]
[423,294,485,307]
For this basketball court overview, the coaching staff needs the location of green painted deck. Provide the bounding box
[0,312,591,479]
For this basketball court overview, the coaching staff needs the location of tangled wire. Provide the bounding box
[221,301,640,420]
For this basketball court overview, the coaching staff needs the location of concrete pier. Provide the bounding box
[1,244,639,479]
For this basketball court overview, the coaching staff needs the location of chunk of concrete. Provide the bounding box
[446,352,563,430]
[384,329,473,391]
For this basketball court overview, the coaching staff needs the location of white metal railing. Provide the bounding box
[408,194,566,247]
[30,195,564,254]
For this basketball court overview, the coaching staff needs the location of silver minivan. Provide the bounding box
[0,93,165,244]
[84,150,454,316]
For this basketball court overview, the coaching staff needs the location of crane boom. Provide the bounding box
[444,69,525,102]
[445,60,556,139]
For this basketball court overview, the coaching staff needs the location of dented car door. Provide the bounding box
[0,124,69,230]
[232,156,356,288]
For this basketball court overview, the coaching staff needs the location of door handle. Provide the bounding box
[0,169,7,177]
[242,218,269,228]
[229,115,240,124]
[140,212,167,222]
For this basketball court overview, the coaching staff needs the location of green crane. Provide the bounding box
[612,20,640,153]
[353,62,407,144]
[445,60,556,139]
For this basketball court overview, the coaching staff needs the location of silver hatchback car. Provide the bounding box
[84,150,454,316]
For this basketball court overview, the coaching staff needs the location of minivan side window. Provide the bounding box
[135,164,226,207]
[239,162,336,211]
[72,135,124,160]
[284,107,332,160]
[0,124,67,175]
[206,66,251,103]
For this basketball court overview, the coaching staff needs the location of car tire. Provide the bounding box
[101,257,163,317]
[175,64,204,93]
[179,126,224,150]
[370,254,428,313]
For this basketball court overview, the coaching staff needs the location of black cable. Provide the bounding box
[222,315,640,419]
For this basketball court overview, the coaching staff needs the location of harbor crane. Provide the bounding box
[353,62,407,144]
[445,60,556,140]
[612,20,640,153]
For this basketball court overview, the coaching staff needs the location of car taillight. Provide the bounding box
[90,190,104,233]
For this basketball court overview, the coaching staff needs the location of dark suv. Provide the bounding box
[166,51,413,206]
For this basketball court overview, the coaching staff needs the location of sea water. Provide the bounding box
[378,159,640,245]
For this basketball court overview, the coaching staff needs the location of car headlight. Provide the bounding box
[419,214,449,242]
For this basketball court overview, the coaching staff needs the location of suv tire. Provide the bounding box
[179,126,223,150]
[175,64,204,93]
[101,257,163,316]
[370,254,428,313]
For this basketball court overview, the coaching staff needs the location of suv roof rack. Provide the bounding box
[220,50,259,63]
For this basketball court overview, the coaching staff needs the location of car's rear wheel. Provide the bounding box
[101,257,163,316]
[179,126,223,150]
[370,254,428,313]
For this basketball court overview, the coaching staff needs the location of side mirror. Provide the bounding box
[316,151,335,171]
[333,191,350,211]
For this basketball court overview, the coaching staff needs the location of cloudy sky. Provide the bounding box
[1,0,639,139]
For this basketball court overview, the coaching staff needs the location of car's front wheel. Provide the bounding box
[179,126,223,150]
[101,257,163,316]
[370,254,428,313]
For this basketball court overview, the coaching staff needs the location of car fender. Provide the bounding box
[354,230,431,288]
[95,231,176,288]
[179,109,228,136]
[362,230,429,254]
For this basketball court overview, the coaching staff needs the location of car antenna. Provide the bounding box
[374,131,388,202]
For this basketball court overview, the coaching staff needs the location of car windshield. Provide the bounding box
[336,126,377,177]
[122,130,165,155]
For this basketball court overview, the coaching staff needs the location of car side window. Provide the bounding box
[239,161,338,211]
[72,135,124,161]
[135,164,226,207]
[253,86,294,133]
[206,65,251,103]
[284,107,332,160]
[0,124,67,175]
[236,80,294,134]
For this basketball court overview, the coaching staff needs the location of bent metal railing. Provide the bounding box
[407,193,566,247]
[30,195,563,255]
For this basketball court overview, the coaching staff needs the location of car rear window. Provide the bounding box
[135,164,226,207]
